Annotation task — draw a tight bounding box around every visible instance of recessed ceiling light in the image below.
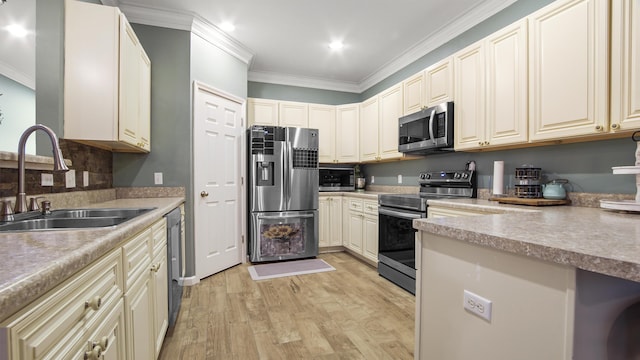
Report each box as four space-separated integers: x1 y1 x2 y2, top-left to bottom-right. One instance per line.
220 22 235 32
329 41 344 50
5 24 28 37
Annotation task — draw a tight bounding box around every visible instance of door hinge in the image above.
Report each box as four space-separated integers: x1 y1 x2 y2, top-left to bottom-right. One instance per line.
241 235 245 244
241 177 244 186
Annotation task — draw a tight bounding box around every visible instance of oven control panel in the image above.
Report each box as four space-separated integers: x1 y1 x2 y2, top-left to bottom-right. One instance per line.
418 170 475 186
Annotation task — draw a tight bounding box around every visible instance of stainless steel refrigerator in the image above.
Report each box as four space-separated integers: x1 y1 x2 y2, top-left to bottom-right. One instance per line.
248 125 319 263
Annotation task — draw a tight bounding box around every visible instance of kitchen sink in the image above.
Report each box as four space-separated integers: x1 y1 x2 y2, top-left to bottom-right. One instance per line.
0 207 155 232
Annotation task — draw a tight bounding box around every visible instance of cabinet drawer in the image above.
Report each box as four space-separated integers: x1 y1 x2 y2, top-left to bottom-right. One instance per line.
363 200 378 215
2 249 123 360
122 227 152 291
348 199 364 212
151 218 167 255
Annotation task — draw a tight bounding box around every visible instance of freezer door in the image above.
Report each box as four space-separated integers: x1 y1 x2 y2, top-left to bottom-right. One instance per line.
285 127 319 211
249 127 287 212
250 210 318 263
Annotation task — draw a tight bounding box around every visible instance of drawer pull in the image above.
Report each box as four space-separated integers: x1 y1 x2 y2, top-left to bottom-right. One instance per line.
93 336 109 352
84 345 102 360
85 296 102 311
151 262 162 272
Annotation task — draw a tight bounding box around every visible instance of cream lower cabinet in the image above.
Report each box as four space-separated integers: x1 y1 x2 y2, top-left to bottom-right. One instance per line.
528 0 609 141
611 0 640 132
64 0 151 153
0 216 171 360
319 196 343 247
343 197 378 263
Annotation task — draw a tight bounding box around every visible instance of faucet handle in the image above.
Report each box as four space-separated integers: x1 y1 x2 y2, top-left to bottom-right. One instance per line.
29 196 48 212
1 201 15 222
41 200 52 215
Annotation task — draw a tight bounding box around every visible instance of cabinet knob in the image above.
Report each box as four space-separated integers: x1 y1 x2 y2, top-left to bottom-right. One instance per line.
484 141 490 146
92 336 109 352
85 296 102 311
151 262 162 272
611 123 620 130
595 125 603 131
478 141 483 146
200 191 209 197
84 345 102 360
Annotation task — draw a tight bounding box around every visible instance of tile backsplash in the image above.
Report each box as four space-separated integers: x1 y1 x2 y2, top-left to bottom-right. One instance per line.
0 140 113 198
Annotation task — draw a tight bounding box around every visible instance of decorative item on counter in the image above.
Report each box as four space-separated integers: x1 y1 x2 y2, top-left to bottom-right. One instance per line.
492 160 505 196
542 179 569 200
600 131 640 212
514 164 542 198
355 165 366 190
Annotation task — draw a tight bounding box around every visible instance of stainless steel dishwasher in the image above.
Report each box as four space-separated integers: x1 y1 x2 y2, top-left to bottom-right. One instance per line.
165 207 182 328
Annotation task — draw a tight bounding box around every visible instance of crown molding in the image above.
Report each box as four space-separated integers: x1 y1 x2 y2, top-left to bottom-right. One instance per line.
248 70 360 93
0 61 35 90
116 2 253 65
358 0 517 92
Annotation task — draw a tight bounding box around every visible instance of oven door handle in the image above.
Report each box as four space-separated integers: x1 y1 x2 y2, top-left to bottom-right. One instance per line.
378 207 424 220
258 213 314 220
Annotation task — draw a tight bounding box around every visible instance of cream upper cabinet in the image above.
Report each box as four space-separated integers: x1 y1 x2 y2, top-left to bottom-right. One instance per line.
279 101 309 128
425 57 454 107
336 103 360 163
403 71 426 115
64 0 151 153
455 20 528 150
359 95 380 162
309 104 337 163
528 0 609 141
611 0 640 132
485 19 529 147
454 41 486 150
378 84 404 160
247 98 278 126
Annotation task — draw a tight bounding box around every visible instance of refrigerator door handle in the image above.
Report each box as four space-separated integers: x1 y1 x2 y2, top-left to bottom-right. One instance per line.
258 213 315 220
285 141 293 206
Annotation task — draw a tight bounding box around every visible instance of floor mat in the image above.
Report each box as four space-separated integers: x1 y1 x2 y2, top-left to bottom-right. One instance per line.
248 258 335 280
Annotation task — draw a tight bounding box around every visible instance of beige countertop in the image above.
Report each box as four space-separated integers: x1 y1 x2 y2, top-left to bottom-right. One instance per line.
0 197 184 322
414 198 640 283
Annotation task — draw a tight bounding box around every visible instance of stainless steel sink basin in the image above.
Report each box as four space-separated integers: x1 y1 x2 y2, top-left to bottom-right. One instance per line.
0 207 155 232
47 208 154 219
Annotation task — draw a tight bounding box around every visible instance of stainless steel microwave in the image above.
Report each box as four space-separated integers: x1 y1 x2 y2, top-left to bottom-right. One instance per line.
319 166 355 192
398 101 454 154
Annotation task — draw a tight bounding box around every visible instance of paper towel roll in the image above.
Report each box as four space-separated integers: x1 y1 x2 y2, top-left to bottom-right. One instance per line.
493 161 504 195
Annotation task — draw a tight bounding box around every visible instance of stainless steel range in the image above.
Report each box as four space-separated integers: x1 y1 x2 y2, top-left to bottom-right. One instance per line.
378 169 477 294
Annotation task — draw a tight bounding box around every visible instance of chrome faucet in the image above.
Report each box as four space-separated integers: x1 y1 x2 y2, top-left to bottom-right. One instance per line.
14 124 69 213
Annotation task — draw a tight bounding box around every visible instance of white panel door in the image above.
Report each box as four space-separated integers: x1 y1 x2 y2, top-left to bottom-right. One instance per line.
194 82 244 279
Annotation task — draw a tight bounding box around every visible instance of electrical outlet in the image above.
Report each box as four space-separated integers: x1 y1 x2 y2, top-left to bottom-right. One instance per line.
65 169 76 188
371 175 375 184
463 290 492 322
83 171 89 187
154 172 163 185
398 174 402 184
41 173 54 186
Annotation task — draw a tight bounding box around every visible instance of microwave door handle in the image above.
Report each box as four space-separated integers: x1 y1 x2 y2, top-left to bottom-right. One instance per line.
428 109 436 144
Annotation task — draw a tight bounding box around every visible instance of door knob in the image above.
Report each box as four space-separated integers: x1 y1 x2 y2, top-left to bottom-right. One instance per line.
200 191 209 197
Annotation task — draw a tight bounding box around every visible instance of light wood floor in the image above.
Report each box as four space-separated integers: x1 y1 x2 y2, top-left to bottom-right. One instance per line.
159 252 415 360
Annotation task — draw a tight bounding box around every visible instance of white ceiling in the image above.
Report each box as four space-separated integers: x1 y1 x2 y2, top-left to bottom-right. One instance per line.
0 0 517 93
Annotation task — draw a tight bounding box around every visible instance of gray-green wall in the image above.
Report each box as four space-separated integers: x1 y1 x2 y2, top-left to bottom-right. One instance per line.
248 82 359 105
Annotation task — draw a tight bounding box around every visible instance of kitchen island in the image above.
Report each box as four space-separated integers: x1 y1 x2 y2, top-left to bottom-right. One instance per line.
413 199 640 360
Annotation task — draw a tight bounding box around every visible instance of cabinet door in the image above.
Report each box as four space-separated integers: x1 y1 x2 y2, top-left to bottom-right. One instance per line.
611 0 640 132
378 84 403 160
403 71 426 115
336 104 360 163
65 300 127 360
248 98 279 126
329 197 343 246
425 57 454 107
119 15 142 148
347 211 364 253
485 19 528 147
318 197 331 247
125 274 154 360
309 104 337 163
152 247 169 357
528 0 609 141
138 49 151 151
454 41 486 150
363 214 378 263
279 101 309 128
359 96 380 161
342 198 351 247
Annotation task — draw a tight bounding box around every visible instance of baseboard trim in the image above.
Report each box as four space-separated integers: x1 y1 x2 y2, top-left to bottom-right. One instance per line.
180 276 200 286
